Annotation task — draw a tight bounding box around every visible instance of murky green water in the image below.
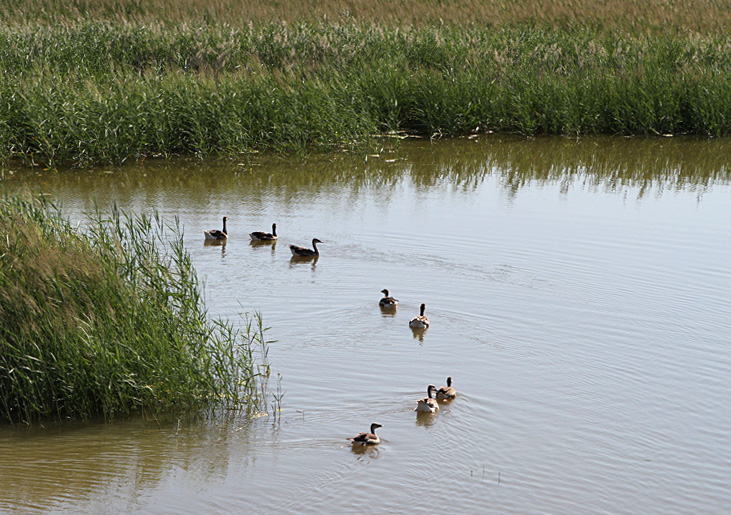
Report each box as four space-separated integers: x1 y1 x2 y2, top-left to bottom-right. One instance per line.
2 136 730 513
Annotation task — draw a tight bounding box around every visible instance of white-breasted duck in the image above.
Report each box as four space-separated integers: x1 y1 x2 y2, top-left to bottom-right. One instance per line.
348 422 383 446
415 385 439 413
204 216 228 241
379 289 398 308
249 223 278 241
409 303 430 329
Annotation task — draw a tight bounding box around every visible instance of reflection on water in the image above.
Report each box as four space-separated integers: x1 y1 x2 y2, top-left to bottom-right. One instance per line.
415 411 438 427
410 326 428 342
350 444 382 460
0 415 278 514
3 136 730 204
289 255 319 269
1 136 731 514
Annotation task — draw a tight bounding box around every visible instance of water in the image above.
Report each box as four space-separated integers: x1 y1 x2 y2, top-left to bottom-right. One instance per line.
1 136 730 513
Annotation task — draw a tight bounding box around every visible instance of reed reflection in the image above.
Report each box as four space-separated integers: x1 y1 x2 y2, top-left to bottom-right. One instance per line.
4 136 729 205
0 415 270 512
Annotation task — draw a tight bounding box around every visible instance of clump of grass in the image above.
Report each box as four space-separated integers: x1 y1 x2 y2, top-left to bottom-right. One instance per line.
0 194 272 424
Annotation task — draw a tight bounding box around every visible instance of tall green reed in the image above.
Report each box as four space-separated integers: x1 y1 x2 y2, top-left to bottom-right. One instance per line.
0 194 274 424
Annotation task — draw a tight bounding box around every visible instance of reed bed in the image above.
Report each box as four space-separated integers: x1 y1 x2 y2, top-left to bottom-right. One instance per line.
5 0 731 34
0 194 272 424
3 7 731 166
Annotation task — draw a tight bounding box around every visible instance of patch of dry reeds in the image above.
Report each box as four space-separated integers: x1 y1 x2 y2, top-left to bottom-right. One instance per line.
5 0 731 34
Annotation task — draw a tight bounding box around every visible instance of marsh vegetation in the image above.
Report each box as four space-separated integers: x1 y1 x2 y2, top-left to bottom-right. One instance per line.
0 195 272 424
2 0 731 166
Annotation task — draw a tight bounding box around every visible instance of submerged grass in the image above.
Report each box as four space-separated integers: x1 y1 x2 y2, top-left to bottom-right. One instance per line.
3 3 731 166
0 194 273 424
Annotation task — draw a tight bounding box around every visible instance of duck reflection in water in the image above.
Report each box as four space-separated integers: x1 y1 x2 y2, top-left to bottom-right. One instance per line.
289 255 318 270
415 410 437 427
411 326 427 342
250 238 277 256
203 239 227 258
203 237 226 247
350 444 382 459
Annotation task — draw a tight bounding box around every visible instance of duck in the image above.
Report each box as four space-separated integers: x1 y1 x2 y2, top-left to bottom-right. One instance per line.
249 223 278 241
289 238 322 257
348 422 383 446
409 303 430 329
415 384 439 413
204 216 228 241
436 377 457 400
379 289 398 308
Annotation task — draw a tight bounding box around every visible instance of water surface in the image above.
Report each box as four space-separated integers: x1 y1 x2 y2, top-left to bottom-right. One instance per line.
1 136 730 513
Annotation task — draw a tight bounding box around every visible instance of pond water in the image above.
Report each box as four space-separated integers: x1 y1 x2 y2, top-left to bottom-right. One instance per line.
1 136 730 514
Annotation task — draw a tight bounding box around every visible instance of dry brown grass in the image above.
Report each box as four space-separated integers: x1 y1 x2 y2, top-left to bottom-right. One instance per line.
6 0 731 34
0 206 109 337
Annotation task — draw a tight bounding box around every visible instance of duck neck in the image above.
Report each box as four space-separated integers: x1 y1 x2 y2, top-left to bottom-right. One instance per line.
312 239 319 254
272 224 277 237
222 218 228 235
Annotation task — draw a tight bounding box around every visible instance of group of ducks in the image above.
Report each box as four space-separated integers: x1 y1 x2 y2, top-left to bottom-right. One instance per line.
379 289 431 330
349 290 456 447
349 376 457 446
204 216 454 448
203 216 323 257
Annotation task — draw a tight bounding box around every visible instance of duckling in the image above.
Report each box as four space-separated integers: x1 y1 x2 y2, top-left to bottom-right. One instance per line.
204 216 228 241
249 223 278 241
437 376 457 401
289 238 322 257
415 384 439 413
379 289 398 308
409 303 430 329
348 422 383 446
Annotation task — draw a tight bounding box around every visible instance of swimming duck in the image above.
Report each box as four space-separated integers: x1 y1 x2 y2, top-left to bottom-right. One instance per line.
348 422 383 446
249 223 278 241
409 303 430 329
204 216 228 241
379 289 398 308
437 377 457 401
415 385 439 413
289 238 322 257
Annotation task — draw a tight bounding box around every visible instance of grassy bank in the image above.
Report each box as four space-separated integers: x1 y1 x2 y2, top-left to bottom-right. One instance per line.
3 3 731 166
0 194 271 424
